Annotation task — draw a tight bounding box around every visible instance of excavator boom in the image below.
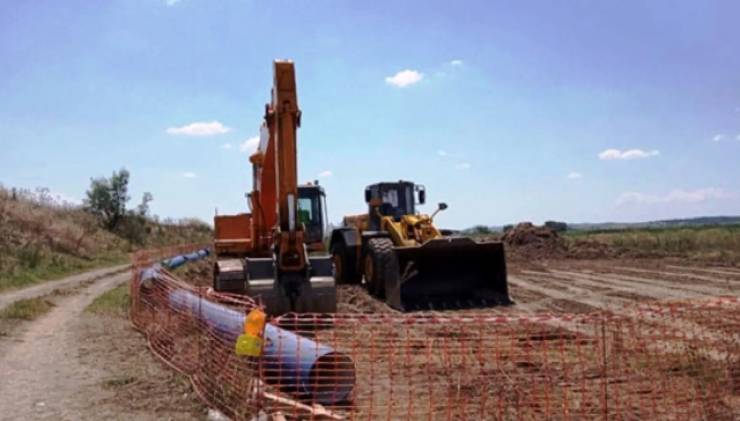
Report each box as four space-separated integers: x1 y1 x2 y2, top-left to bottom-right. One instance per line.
213 61 335 316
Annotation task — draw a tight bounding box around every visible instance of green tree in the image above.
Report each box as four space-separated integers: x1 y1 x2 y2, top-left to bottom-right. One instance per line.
136 192 153 217
84 168 130 230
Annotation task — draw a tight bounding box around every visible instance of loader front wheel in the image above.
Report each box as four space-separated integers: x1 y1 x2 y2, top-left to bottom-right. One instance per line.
331 242 360 284
363 238 397 299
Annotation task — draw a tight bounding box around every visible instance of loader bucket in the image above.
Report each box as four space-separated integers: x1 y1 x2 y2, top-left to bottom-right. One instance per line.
386 237 511 311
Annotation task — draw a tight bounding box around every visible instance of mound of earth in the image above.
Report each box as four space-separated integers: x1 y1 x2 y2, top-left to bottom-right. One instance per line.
502 222 567 260
566 238 618 259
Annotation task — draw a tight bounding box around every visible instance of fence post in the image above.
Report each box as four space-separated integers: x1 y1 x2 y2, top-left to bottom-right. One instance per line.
601 313 608 421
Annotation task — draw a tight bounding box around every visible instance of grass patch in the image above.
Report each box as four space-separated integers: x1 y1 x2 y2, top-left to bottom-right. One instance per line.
0 252 128 293
103 375 137 389
86 283 130 316
0 297 55 321
564 224 740 264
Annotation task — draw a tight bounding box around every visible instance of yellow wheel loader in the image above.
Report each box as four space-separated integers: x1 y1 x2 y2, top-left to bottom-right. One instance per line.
330 181 511 311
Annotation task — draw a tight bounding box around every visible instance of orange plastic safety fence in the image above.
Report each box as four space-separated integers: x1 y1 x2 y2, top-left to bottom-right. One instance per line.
130 250 740 420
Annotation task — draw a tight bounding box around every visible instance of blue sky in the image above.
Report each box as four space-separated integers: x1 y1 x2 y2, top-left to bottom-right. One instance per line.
1 0 739 229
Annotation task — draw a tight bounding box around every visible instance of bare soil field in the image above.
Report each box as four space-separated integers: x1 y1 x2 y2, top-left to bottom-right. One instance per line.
168 254 739 419
177 255 740 315
2 248 738 420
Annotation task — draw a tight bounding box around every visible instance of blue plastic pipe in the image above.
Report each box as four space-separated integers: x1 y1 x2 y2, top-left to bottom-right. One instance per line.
161 248 210 270
168 289 354 404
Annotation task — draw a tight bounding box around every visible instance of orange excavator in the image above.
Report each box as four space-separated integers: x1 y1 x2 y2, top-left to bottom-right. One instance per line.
212 60 335 315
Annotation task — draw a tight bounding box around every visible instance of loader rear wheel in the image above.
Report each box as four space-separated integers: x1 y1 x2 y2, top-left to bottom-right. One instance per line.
363 238 397 299
331 243 360 284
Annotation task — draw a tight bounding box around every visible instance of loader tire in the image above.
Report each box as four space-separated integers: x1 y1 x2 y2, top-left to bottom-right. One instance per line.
331 242 361 284
364 238 398 299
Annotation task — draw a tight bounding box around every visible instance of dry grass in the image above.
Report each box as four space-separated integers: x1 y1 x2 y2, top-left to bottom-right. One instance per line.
565 225 740 264
0 185 212 292
0 296 56 321
86 283 130 316
78 297 205 419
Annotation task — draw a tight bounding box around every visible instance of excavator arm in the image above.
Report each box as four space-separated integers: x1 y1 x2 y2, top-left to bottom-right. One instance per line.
246 61 334 315
214 60 335 315
268 61 307 272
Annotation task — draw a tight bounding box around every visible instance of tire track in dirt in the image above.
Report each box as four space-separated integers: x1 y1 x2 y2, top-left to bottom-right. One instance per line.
548 269 733 297
508 276 622 312
0 272 130 420
612 267 740 291
522 271 657 301
666 265 740 277
510 275 738 363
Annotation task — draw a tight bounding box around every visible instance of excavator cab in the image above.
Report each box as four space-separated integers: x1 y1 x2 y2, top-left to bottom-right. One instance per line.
298 184 327 250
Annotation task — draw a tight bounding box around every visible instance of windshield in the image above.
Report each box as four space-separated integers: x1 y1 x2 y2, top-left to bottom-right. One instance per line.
298 187 325 244
377 184 414 219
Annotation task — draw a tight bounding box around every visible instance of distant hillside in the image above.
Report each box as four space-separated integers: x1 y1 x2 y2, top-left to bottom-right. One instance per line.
568 216 740 231
463 216 740 235
0 185 212 291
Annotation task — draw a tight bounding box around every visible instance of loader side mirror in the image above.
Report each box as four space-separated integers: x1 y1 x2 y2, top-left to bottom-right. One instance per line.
364 188 371 203
418 189 426 205
430 202 448 220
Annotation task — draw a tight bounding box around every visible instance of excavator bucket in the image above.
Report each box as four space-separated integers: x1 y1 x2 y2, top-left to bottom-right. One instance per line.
386 237 511 311
245 256 337 316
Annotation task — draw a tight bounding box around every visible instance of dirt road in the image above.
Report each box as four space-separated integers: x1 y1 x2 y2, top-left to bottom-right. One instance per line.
0 267 203 421
0 264 129 312
0 271 130 420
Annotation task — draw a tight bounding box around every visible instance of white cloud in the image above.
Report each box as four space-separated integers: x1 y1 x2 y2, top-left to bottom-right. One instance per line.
450 59 463 66
712 134 724 142
455 162 472 170
221 143 232 149
598 148 660 160
166 121 231 136
437 149 448 157
737 134 740 141
165 0 181 6
616 188 731 205
385 69 423 88
318 170 333 178
181 172 196 179
567 171 582 179
239 136 260 153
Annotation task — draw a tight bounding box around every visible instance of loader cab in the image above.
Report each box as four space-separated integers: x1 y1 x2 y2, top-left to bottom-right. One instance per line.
297 184 328 247
365 181 425 230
